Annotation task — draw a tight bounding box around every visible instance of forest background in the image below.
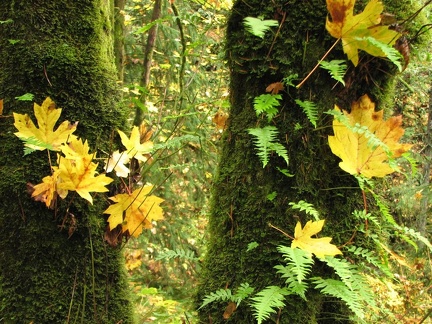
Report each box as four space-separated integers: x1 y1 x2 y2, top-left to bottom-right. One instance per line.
0 0 431 322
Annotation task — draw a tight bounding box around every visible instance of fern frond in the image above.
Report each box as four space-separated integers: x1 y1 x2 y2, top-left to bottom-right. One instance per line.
274 265 309 300
352 209 381 230
295 99 318 128
346 245 392 277
233 283 255 306
312 278 365 319
360 36 403 71
199 288 233 310
321 256 357 289
277 246 314 283
251 286 290 324
253 94 282 122
319 60 347 86
248 126 289 167
19 136 54 155
399 226 432 252
289 200 320 221
243 17 279 39
156 248 198 261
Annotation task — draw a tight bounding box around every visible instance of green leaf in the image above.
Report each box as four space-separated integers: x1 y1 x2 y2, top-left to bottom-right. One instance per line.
247 241 259 252
295 99 318 128
289 200 320 221
248 126 289 167
199 288 233 310
253 94 282 122
359 37 403 71
319 60 347 86
251 286 290 324
283 74 299 87
243 17 279 39
15 93 34 101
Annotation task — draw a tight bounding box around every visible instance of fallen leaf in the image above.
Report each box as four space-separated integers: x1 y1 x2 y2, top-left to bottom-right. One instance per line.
291 220 342 258
105 150 131 177
328 95 412 178
326 0 400 66
13 97 77 151
212 110 228 130
266 82 284 94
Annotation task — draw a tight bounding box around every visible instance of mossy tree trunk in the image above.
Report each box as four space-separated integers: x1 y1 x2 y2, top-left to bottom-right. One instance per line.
0 1 133 323
197 0 414 323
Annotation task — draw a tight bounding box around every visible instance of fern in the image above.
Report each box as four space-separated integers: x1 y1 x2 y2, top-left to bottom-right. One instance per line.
253 93 282 122
399 226 432 252
312 278 365 319
199 288 233 310
283 73 299 88
243 17 279 39
289 200 320 221
275 246 313 299
346 245 392 277
200 283 254 310
247 126 289 167
155 248 198 261
251 286 290 324
19 136 54 155
321 256 357 289
319 60 347 85
295 99 318 128
360 36 403 71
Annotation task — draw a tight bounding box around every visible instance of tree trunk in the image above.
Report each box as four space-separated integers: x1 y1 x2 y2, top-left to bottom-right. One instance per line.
0 1 133 322
114 0 126 83
197 0 415 323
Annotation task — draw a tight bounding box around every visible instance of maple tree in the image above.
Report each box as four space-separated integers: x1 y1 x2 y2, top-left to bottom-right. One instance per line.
328 94 412 178
326 0 400 66
291 220 342 258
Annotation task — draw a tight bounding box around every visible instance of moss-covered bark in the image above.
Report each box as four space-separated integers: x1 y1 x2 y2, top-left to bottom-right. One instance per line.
197 0 417 323
0 1 133 323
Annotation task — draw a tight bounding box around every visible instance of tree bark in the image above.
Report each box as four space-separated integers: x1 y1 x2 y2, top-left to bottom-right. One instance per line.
197 0 416 323
0 1 133 322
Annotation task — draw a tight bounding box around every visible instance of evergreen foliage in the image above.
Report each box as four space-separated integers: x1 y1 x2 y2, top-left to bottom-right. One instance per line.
295 99 319 128
243 17 279 39
319 59 347 86
247 126 289 167
253 94 282 122
288 200 320 221
250 286 290 324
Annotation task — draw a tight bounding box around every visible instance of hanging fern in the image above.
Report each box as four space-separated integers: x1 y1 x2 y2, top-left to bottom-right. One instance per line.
312 278 366 319
247 126 289 167
346 245 393 277
199 283 254 310
295 99 318 128
360 36 403 71
319 59 347 86
253 93 282 122
243 17 279 39
321 256 357 289
251 286 291 324
289 200 320 221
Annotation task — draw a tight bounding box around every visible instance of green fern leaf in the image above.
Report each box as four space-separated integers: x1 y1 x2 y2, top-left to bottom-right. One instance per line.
156 248 198 261
359 37 403 71
295 99 318 128
248 126 289 167
319 60 347 85
253 94 282 122
251 286 290 324
289 200 320 221
346 245 392 277
199 288 233 310
321 256 356 289
233 283 255 306
312 278 365 319
243 17 279 39
20 136 54 155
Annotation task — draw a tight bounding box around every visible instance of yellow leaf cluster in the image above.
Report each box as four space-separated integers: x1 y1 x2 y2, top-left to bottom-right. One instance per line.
13 97 77 151
326 0 400 66
32 138 113 205
328 95 412 178
105 186 164 237
291 220 342 258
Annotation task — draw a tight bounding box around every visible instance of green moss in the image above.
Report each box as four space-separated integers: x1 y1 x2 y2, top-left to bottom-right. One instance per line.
0 1 133 322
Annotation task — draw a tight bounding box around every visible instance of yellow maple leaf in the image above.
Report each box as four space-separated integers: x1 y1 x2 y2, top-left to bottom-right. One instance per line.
326 0 400 66
291 220 342 258
118 126 153 162
13 97 77 151
328 95 412 178
56 138 113 204
31 169 61 208
105 186 164 237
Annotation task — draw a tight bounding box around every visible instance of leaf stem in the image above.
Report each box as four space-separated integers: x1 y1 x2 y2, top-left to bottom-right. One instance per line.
268 222 294 240
296 38 340 89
